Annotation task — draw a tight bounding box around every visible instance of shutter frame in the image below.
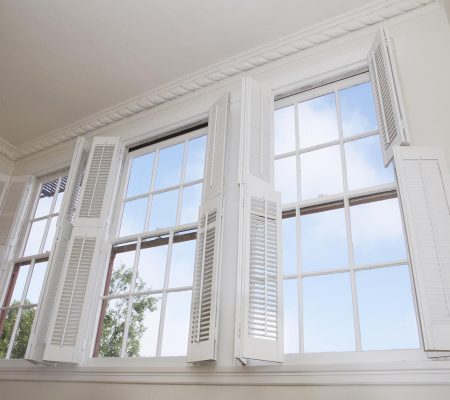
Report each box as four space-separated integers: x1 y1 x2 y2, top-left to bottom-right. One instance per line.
394 146 450 352
187 92 229 362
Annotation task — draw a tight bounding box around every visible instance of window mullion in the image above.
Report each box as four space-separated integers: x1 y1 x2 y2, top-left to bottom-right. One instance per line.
175 140 189 227
143 149 160 234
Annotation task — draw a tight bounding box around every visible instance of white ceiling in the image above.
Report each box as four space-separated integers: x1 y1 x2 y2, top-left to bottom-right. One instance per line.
0 0 371 148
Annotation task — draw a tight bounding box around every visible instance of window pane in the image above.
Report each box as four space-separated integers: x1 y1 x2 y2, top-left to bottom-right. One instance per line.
274 105 296 155
10 307 35 359
149 190 178 231
126 153 155 198
275 156 297 204
23 219 46 256
185 136 207 183
300 145 343 200
10 265 30 304
301 207 348 273
298 93 339 148
26 260 48 304
345 135 394 191
109 250 136 295
34 179 58 218
350 198 406 265
126 295 161 357
339 82 378 138
0 308 18 358
119 197 148 237
43 216 58 253
136 245 167 291
98 298 128 357
282 217 297 275
180 184 202 225
283 279 299 353
169 240 196 288
356 265 419 350
161 290 191 356
53 176 67 214
303 273 355 352
154 143 183 190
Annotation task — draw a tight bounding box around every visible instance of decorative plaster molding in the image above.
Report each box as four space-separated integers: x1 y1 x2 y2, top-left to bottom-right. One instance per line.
0 137 16 162
3 0 437 162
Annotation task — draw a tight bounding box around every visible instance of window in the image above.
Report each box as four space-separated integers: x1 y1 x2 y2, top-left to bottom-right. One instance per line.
274 75 420 354
0 175 67 359
94 129 207 358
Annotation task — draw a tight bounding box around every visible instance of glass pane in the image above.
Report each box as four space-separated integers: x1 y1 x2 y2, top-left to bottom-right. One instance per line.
154 143 183 190
98 297 128 357
274 105 296 155
136 245 167 291
303 273 355 352
169 240 196 288
298 93 339 149
23 219 46 256
356 265 419 350
301 207 348 272
180 184 202 225
339 82 378 138
300 145 343 200
109 250 136 295
350 198 407 265
54 176 67 214
119 197 148 237
149 190 178 231
283 279 299 353
161 290 191 356
282 217 297 275
126 153 155 198
275 156 297 204
34 179 58 218
185 136 207 183
0 308 18 358
126 295 161 357
10 265 30 304
10 307 36 359
26 260 48 304
345 135 394 191
43 216 57 253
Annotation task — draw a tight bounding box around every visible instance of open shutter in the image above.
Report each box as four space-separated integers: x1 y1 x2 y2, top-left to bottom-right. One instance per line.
235 78 283 363
369 27 409 166
43 137 123 364
188 93 229 362
394 146 450 353
0 174 9 212
26 138 90 363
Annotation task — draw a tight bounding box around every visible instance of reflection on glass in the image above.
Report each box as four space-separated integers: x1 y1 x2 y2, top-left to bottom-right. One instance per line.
350 198 406 265
345 136 394 191
26 261 48 304
10 307 35 359
154 144 183 190
10 265 30 303
298 93 339 148
23 219 46 256
282 217 297 275
300 145 343 200
34 179 58 218
283 279 299 353
339 82 378 138
274 105 296 155
161 290 191 356
119 198 148 237
180 184 202 225
136 245 167 291
98 298 128 357
356 265 419 350
169 240 196 288
185 136 207 183
301 207 348 272
109 250 136 295
275 156 297 204
0 309 18 358
43 217 57 253
53 176 67 214
126 153 155 198
149 190 178 231
303 273 355 352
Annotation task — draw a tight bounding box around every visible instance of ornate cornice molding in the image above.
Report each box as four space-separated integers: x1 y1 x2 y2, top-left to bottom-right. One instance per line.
3 0 437 162
0 137 16 162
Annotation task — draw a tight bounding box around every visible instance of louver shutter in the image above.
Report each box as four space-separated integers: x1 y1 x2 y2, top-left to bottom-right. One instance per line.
43 137 123 364
235 78 283 363
26 138 90 363
188 93 229 362
394 146 450 353
369 27 409 166
0 174 9 212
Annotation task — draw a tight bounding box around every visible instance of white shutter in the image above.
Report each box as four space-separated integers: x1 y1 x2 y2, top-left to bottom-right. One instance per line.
369 28 409 166
235 78 283 363
26 138 90 363
0 173 9 213
394 146 450 353
43 137 123 364
188 93 229 362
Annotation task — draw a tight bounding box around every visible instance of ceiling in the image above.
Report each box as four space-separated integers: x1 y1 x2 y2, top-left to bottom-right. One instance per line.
0 0 377 148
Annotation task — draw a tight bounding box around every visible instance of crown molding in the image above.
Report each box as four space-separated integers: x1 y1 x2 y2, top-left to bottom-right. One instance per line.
0 137 16 161
4 0 438 162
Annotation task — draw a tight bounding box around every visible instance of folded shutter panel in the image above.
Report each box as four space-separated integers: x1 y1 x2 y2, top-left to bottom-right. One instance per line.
0 174 9 212
369 27 409 166
394 146 450 352
188 92 229 362
43 137 123 364
235 78 283 363
26 138 90 363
